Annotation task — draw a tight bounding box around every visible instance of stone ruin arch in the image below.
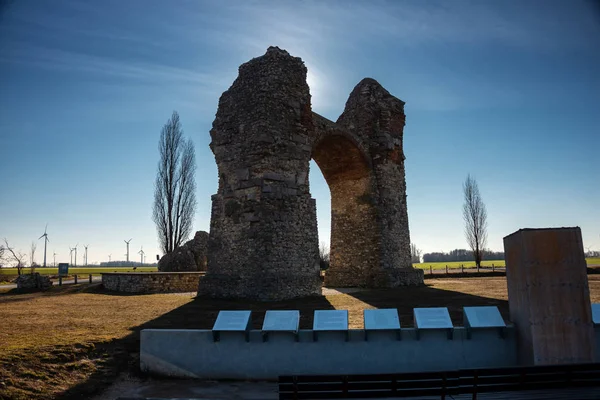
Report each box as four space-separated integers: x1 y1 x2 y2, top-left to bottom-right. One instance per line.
198 47 424 300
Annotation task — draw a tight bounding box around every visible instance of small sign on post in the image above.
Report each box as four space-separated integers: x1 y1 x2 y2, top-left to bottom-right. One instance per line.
212 310 252 342
58 263 69 277
364 308 401 341
313 310 349 341
463 306 506 339
262 310 300 342
414 307 453 340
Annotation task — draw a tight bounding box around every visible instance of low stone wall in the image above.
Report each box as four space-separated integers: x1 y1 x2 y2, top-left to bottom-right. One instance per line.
16 273 52 290
102 272 204 293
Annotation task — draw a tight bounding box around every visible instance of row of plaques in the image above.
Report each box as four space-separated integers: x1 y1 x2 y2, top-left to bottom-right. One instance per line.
211 306 509 341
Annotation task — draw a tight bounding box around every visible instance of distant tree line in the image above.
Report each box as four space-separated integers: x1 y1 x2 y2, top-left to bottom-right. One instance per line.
422 249 505 263
99 261 157 267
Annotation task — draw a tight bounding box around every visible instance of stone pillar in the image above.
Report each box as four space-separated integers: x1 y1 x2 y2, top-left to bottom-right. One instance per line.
331 78 423 287
504 227 595 365
199 47 321 301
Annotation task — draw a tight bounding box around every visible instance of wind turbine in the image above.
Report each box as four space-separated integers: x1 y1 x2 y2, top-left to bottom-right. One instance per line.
108 254 112 263
138 246 145 265
74 243 78 267
84 245 89 266
53 251 57 267
69 246 75 265
124 238 132 263
38 224 49 267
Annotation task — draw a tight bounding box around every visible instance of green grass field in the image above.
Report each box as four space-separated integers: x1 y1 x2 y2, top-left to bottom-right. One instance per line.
414 258 600 270
0 266 158 277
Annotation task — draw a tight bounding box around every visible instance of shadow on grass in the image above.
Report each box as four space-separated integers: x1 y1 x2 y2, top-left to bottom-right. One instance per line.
53 289 335 399
347 284 510 327
4 282 510 399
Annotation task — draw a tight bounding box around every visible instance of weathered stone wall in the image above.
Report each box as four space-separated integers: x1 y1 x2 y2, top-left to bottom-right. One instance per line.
200 47 423 300
199 47 320 300
16 273 52 290
158 230 209 272
102 272 203 293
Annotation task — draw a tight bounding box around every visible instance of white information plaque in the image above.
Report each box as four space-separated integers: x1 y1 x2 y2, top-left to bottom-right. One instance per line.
313 310 348 331
463 306 505 329
212 310 251 331
592 303 600 325
414 307 453 329
262 310 300 332
364 309 401 330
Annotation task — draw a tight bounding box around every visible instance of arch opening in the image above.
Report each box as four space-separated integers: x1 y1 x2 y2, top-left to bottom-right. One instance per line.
311 134 380 287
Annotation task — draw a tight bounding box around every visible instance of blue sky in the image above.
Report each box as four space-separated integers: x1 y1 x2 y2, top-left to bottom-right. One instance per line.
1 0 599 265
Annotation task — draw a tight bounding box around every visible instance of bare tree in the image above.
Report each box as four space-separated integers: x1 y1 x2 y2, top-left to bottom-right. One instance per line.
152 111 197 254
30 241 37 274
0 242 5 267
3 238 27 275
319 241 330 270
463 174 488 268
410 243 422 264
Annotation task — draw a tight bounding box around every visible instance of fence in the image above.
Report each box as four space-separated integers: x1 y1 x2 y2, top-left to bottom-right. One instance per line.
423 264 506 277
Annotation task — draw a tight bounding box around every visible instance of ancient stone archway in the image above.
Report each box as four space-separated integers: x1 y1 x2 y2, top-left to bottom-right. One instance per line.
198 47 424 300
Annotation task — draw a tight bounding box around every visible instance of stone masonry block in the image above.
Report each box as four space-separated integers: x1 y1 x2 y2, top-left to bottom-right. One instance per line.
504 227 595 365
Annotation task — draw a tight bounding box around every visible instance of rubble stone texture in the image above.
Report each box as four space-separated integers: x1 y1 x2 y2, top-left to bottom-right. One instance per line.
102 272 203 293
16 273 52 290
199 47 423 301
158 230 209 272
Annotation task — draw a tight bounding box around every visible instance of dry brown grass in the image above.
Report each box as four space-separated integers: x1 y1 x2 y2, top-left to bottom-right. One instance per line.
1 276 600 399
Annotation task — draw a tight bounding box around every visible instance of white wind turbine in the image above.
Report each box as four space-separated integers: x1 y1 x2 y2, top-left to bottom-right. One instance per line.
84 244 89 266
69 246 75 265
74 243 78 267
138 246 145 265
38 224 49 267
124 238 132 263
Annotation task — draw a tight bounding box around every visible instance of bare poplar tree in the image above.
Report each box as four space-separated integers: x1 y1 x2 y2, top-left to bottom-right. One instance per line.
152 111 197 255
410 243 422 264
463 174 488 268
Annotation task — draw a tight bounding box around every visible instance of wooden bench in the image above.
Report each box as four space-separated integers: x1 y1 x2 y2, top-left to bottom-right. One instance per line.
458 363 600 399
279 363 600 399
279 370 460 399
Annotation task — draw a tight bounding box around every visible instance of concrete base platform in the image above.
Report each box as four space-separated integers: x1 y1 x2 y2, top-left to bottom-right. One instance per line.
141 327 516 380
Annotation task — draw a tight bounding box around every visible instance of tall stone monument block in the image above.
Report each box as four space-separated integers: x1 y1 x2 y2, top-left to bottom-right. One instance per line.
504 227 595 365
199 47 423 301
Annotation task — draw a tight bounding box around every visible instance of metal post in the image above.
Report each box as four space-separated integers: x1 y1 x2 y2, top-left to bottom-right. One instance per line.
430 265 433 275
89 274 92 284
74 275 78 284
461 264 464 274
446 265 448 275
59 276 62 286
492 264 495 272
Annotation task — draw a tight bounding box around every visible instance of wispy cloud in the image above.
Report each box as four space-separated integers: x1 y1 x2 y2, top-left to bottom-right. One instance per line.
2 0 597 116
2 42 230 90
